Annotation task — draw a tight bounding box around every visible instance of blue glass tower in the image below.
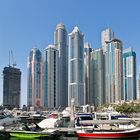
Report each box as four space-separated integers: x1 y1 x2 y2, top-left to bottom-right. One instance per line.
123 48 136 101
54 23 68 107
43 45 59 108
68 26 85 106
84 43 92 105
90 48 104 107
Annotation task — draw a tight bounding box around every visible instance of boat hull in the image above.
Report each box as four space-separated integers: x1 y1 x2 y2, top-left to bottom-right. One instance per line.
9 131 49 139
77 128 140 139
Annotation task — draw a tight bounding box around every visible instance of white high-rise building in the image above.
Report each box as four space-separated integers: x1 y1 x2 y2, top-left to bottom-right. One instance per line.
68 26 85 106
43 45 58 108
54 23 68 107
101 28 114 52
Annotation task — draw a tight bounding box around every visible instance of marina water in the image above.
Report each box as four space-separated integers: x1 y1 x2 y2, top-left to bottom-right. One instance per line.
1 137 139 140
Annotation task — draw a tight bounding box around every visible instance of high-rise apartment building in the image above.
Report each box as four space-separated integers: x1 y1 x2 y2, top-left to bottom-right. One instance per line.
84 43 92 104
138 66 140 100
90 49 104 107
68 26 85 106
54 23 68 107
101 28 114 53
123 48 136 101
105 39 123 104
43 45 58 108
3 66 21 109
27 48 43 108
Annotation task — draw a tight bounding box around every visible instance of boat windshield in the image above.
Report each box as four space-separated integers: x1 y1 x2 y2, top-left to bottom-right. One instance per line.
80 116 93 121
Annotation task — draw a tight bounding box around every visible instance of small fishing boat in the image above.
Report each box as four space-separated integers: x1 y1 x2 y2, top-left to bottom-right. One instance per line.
7 127 61 139
9 130 49 139
1 120 60 139
77 128 140 139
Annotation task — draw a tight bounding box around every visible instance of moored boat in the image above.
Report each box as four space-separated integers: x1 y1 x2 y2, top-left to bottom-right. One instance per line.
77 128 140 139
9 130 49 139
75 113 94 129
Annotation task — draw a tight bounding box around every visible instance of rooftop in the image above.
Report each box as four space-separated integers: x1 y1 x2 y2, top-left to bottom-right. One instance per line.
56 23 66 30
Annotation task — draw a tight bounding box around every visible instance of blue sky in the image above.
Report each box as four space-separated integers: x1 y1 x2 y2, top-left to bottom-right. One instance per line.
0 0 140 106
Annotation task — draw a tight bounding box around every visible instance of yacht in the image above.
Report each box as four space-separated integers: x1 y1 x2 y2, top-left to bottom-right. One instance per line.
75 113 94 129
0 110 19 126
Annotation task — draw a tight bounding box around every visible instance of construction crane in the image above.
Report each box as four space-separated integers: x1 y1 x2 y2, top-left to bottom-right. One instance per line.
8 50 17 67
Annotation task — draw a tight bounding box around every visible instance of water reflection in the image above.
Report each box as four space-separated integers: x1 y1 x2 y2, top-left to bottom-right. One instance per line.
0 137 140 140
78 138 139 140
0 137 60 140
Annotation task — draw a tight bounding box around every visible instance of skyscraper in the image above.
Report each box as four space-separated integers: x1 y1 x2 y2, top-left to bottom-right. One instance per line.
101 28 114 53
123 48 136 101
90 49 104 107
3 66 21 109
43 45 58 108
105 39 123 104
84 43 92 104
27 48 43 108
138 66 140 100
54 23 68 107
68 26 85 106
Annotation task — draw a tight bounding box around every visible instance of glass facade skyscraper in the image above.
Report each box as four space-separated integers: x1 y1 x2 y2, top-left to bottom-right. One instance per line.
138 66 140 100
105 39 123 104
68 26 85 106
27 48 43 108
84 43 92 104
43 45 58 108
123 48 136 101
54 23 68 107
90 49 104 107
